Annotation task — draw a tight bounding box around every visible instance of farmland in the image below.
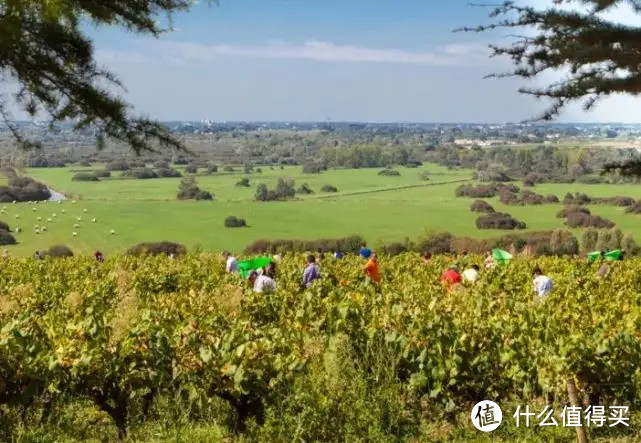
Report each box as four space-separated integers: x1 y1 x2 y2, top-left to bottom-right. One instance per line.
3 163 641 256
1 253 640 441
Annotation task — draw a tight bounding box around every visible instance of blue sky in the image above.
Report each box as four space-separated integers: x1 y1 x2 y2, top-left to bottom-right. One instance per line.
85 0 641 122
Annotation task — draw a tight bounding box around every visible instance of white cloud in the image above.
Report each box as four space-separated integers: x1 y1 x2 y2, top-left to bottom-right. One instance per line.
95 49 148 64
99 40 491 67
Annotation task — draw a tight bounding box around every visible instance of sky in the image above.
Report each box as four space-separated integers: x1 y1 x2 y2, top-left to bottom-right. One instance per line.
79 0 641 122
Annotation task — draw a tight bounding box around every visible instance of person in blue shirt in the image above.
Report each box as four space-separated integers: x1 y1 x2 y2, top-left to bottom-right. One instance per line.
359 242 372 259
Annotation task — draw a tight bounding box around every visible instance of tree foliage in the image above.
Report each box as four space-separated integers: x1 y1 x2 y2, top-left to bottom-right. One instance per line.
0 0 202 152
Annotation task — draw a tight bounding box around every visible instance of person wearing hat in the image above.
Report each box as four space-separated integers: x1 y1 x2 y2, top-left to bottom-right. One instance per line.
441 264 462 290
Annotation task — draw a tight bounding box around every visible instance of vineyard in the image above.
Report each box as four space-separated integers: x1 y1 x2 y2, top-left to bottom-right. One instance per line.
1 253 640 441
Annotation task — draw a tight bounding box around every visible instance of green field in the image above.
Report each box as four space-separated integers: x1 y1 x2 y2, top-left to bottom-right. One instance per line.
4 164 641 256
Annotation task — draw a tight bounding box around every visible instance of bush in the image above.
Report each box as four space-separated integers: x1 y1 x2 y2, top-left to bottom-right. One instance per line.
173 156 189 165
185 164 198 174
414 232 454 254
470 200 495 213
563 192 591 205
321 184 339 193
625 201 641 214
378 169 400 176
476 212 526 230
224 216 248 228
126 242 187 257
418 171 430 181
582 228 599 251
557 205 590 218
296 183 314 195
302 163 324 174
594 196 636 207
177 177 213 201
156 168 182 178
498 189 522 205
223 166 235 172
236 178 250 187
122 167 158 179
205 163 218 174
72 172 99 182
0 174 51 202
105 160 130 171
565 212 615 229
545 194 560 203
46 245 73 258
255 179 296 201
93 170 111 178
0 221 10 232
244 235 365 255
0 230 16 245
548 229 580 256
153 160 170 169
576 176 606 184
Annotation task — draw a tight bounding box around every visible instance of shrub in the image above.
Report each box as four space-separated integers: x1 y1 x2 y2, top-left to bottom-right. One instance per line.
557 205 590 218
302 163 324 174
576 176 606 184
378 169 400 176
177 177 213 201
46 245 73 258
223 166 235 172
563 192 591 205
126 242 187 257
470 200 495 213
72 172 99 182
565 213 615 229
244 235 365 254
581 228 599 251
594 196 636 207
414 232 454 254
498 189 523 205
255 179 296 201
105 160 130 171
156 168 182 178
625 201 641 214
418 171 430 181
545 194 560 203
206 163 218 174
236 178 250 187
224 216 248 228
153 160 170 169
0 230 16 245
379 241 413 256
0 175 51 202
321 184 339 193
296 183 314 195
122 167 158 179
622 234 640 255
548 229 580 255
93 170 111 178
476 212 526 230
185 164 198 174
173 156 189 165
0 221 10 232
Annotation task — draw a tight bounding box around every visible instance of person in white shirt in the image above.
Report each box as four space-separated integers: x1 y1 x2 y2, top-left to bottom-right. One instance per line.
223 251 238 273
249 263 277 294
462 265 480 283
532 266 553 297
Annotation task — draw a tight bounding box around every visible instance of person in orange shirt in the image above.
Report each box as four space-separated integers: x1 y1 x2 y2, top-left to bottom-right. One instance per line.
364 253 381 284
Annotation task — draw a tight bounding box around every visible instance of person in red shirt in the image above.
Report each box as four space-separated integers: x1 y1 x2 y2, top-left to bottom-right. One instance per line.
441 264 461 290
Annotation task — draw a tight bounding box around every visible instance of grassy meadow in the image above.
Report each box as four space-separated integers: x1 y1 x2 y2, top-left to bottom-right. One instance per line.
3 163 641 256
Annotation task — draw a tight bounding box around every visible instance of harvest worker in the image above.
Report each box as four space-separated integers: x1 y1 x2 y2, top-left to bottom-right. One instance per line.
422 252 432 265
364 253 381 284
359 242 372 260
94 250 104 262
303 254 321 288
254 263 277 293
532 266 554 298
223 251 238 273
462 264 480 283
333 250 345 259
484 251 495 269
441 264 461 289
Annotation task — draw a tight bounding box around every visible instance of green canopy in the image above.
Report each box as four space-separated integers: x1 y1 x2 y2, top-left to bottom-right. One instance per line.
605 249 622 261
587 251 602 263
492 248 513 265
237 257 272 279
